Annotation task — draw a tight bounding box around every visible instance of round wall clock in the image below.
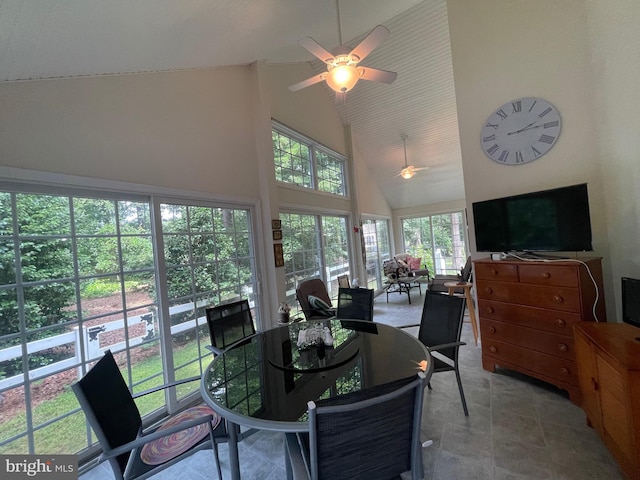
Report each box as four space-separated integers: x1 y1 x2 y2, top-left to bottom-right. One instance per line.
480 97 561 165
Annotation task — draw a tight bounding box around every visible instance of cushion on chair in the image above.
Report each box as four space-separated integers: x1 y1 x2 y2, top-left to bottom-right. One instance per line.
407 257 422 270
140 405 221 465
307 295 335 317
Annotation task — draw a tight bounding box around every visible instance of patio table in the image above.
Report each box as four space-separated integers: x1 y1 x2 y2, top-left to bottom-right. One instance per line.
201 319 432 480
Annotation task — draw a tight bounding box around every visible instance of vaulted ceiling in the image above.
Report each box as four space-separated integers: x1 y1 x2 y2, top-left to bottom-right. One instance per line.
0 0 463 210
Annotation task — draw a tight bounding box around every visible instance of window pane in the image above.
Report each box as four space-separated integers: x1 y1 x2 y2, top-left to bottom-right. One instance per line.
362 219 391 291
273 130 312 188
74 198 116 235
272 125 346 196
281 212 349 314
160 202 258 394
402 211 467 276
322 216 349 298
0 192 13 235
316 150 346 195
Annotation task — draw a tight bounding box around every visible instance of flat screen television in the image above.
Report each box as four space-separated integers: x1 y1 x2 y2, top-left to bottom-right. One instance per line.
622 277 640 329
472 183 592 253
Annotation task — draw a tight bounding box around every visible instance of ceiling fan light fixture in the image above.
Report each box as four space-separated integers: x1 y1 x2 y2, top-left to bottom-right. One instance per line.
400 166 415 179
326 64 360 93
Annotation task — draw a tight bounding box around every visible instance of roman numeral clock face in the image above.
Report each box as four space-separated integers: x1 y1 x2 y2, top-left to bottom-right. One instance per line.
481 97 561 165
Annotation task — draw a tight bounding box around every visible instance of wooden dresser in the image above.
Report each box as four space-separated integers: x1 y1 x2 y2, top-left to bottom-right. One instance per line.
574 322 640 480
474 257 606 403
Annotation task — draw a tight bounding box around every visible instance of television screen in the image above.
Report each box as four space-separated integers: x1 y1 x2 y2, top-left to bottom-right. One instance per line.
472 183 593 252
622 277 640 329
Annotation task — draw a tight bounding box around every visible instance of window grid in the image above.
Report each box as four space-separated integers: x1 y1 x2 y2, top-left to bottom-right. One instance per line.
280 212 349 317
0 186 259 461
362 218 391 292
272 123 347 197
401 211 468 276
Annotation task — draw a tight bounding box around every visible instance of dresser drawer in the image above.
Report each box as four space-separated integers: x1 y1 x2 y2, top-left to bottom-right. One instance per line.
474 262 518 282
518 264 580 287
480 318 574 360
477 299 582 334
482 339 578 385
477 283 581 313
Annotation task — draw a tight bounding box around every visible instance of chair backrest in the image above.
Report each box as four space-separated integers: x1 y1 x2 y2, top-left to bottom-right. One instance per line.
295 279 333 319
336 287 374 321
71 350 141 475
418 291 466 361
205 299 255 351
308 373 427 480
336 274 350 288
460 256 472 282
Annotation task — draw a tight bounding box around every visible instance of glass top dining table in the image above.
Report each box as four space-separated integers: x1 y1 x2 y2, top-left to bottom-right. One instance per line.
200 318 432 480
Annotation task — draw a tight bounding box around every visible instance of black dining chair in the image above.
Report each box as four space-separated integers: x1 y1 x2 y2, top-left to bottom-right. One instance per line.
284 372 429 480
336 287 374 321
205 299 256 355
404 290 469 416
72 350 224 480
205 299 260 444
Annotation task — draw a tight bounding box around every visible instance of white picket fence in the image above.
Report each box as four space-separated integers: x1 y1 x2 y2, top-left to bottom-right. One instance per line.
0 300 209 391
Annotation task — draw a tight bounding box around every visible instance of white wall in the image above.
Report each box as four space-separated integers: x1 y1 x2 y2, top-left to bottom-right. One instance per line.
0 68 261 198
585 0 640 322
447 0 615 320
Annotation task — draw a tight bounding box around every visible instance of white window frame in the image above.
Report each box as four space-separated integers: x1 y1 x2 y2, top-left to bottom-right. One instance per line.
0 169 262 463
272 121 349 197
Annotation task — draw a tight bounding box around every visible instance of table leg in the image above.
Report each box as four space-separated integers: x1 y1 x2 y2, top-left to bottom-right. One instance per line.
228 420 241 480
463 287 479 346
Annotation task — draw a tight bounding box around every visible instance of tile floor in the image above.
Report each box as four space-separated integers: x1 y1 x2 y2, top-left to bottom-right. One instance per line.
80 291 625 480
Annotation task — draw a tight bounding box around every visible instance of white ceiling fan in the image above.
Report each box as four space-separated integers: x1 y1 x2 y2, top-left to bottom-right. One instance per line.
397 135 429 179
288 0 397 103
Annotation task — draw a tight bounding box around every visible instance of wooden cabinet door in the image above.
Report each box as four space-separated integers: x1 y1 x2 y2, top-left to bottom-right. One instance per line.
574 328 603 434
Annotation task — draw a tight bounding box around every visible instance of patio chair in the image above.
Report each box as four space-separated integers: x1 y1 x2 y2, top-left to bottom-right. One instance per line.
72 350 223 480
284 372 429 480
404 290 469 416
295 279 336 320
336 287 374 321
429 256 472 293
205 299 256 356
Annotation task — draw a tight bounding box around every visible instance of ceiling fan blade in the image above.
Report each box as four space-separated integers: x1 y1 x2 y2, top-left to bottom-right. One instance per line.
349 25 390 61
288 73 326 92
359 67 397 84
298 37 335 63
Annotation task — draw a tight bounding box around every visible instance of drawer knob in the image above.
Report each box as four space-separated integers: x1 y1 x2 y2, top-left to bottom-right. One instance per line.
489 346 497 353
542 272 551 279
486 306 495 314
553 295 564 304
488 326 496 334
558 343 568 352
560 367 569 376
484 287 493 294
491 269 498 276
555 318 566 327
591 377 599 391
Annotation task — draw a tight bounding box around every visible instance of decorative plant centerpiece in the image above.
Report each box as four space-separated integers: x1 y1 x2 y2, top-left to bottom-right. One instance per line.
278 302 291 323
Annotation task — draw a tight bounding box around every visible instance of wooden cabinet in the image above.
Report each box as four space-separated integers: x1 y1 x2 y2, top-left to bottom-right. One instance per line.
474 257 606 404
574 323 640 480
